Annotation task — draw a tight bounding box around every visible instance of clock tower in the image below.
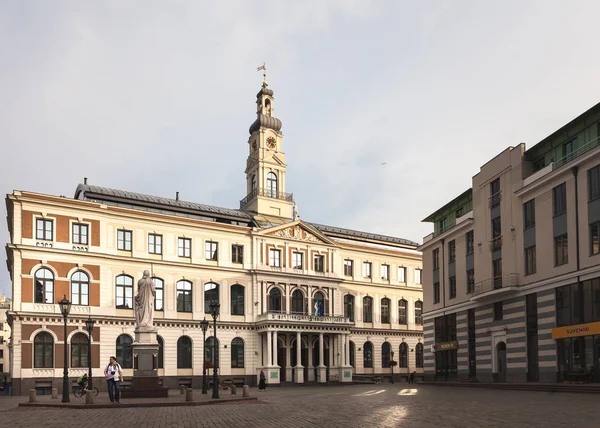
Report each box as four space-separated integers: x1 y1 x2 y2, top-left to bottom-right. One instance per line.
240 75 294 219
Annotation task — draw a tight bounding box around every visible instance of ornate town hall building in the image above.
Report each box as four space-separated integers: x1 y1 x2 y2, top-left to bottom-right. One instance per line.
5 79 423 395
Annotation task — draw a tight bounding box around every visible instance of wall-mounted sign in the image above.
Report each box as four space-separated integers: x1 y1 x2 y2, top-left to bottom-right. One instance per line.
552 321 600 339
433 341 459 352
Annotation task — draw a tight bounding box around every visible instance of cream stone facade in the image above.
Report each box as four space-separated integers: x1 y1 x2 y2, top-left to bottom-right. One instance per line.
0 295 11 386
419 102 600 384
5 80 423 395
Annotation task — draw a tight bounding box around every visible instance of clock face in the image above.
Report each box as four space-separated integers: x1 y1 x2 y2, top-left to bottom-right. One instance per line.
266 137 276 149
252 140 258 151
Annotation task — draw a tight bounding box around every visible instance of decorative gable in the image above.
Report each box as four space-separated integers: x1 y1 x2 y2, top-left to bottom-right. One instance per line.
264 222 335 245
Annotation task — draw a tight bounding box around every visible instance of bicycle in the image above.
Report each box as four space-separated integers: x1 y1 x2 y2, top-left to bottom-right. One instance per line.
73 383 99 398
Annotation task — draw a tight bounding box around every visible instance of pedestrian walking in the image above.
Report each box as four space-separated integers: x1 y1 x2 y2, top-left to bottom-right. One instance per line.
104 356 123 403
258 370 266 391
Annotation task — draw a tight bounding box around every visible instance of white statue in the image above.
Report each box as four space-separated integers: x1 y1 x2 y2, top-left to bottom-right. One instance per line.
134 270 155 329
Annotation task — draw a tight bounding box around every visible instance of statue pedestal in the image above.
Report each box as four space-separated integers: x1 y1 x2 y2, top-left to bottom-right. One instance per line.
121 327 168 398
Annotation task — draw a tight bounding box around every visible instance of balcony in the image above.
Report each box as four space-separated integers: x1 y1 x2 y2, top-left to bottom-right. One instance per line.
257 311 353 325
489 192 501 208
469 273 520 301
490 236 503 251
554 135 600 170
239 188 294 209
423 210 474 243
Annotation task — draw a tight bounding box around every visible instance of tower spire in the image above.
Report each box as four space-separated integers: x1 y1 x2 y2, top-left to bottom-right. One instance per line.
257 62 267 87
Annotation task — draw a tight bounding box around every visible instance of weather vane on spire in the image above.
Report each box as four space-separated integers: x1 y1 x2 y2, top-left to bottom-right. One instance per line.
257 62 267 86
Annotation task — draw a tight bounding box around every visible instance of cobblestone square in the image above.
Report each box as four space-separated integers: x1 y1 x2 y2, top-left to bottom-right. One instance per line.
1 384 599 428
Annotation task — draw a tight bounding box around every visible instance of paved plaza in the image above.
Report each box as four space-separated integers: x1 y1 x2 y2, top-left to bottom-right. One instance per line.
0 384 599 428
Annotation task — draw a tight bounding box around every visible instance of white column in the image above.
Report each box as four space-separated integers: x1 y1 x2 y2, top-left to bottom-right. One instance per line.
273 331 278 366
408 297 415 328
266 331 272 366
319 333 324 367
296 332 302 366
285 334 291 367
345 334 350 366
308 286 313 315
328 336 334 367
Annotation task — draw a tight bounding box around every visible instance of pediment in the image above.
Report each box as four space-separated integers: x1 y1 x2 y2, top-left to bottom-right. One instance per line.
262 221 336 245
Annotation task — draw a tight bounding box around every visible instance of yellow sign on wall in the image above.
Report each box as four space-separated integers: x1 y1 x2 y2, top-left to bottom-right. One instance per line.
551 321 600 339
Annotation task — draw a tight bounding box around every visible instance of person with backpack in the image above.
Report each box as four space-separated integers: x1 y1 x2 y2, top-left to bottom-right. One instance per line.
104 356 123 403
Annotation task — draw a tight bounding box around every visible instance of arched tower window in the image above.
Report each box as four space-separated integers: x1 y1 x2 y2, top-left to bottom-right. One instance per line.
267 172 278 197
292 289 304 314
269 288 282 313
251 174 257 192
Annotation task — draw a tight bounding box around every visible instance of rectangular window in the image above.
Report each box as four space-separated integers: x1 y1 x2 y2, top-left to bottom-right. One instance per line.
449 276 456 299
381 264 389 280
439 217 448 233
205 241 218 261
523 199 535 229
490 178 500 207
292 252 304 269
343 259 353 276
589 165 600 201
433 282 440 304
148 233 162 255
448 240 456 263
415 269 422 285
231 244 243 264
36 219 53 241
591 222 600 255
525 246 536 275
363 262 372 278
494 301 503 321
72 223 88 245
492 217 502 239
553 183 567 216
493 259 502 288
555 234 568 266
467 269 475 294
269 248 281 267
466 231 474 255
117 229 132 251
313 254 325 272
178 238 191 258
398 266 406 282
433 249 439 270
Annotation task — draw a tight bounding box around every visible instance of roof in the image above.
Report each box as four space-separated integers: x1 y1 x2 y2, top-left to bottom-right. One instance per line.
308 222 419 248
74 183 419 247
422 188 473 223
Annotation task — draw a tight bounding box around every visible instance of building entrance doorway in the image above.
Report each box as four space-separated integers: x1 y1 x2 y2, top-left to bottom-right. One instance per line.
495 342 507 382
434 350 457 381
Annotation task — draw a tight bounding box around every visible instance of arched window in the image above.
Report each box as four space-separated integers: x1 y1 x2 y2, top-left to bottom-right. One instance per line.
363 296 373 323
251 174 257 191
269 288 282 312
399 342 408 368
381 298 391 324
34 332 53 368
205 336 219 368
266 172 278 197
363 341 373 368
416 343 424 368
177 336 192 369
344 295 355 321
71 271 89 306
398 299 407 325
292 289 304 314
231 284 245 316
231 337 244 368
157 336 164 369
415 301 423 325
116 334 133 368
349 341 355 367
177 280 192 313
314 291 326 316
382 342 391 368
35 268 54 304
204 282 219 314
115 275 133 309
153 277 164 311
71 333 89 368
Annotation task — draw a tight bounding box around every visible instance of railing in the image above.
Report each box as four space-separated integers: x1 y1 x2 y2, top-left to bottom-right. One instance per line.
490 236 503 251
470 273 520 297
239 188 294 208
429 211 474 239
489 192 501 208
554 136 600 170
257 311 352 324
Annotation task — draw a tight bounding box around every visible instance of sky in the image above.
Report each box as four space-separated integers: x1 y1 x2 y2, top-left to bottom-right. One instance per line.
1 0 600 297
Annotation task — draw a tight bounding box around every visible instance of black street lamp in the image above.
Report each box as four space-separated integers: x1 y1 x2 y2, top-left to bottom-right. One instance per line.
200 317 209 394
84 317 95 392
390 350 395 384
209 300 220 399
58 295 71 403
